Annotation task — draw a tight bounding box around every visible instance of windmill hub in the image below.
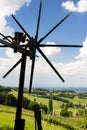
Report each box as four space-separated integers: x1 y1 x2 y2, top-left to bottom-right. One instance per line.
14 32 26 43
26 37 36 59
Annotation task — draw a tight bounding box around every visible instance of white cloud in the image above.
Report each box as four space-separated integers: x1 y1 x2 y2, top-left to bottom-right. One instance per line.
0 0 32 87
0 0 87 88
62 0 87 13
75 37 87 60
0 0 32 35
0 37 87 88
0 16 14 36
33 36 87 87
41 42 61 57
0 0 32 16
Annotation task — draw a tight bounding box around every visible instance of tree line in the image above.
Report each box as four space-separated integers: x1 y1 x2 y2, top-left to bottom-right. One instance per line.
0 92 48 113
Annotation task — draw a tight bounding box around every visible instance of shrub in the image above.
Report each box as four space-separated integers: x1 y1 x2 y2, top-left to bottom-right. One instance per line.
28 101 40 111
40 103 48 114
60 109 70 117
0 92 7 104
5 94 17 107
22 97 30 109
48 98 53 114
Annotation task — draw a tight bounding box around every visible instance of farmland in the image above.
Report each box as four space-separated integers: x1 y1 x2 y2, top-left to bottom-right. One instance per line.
0 105 66 130
0 86 87 129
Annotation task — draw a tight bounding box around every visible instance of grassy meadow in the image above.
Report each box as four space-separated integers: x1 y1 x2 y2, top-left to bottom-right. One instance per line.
0 88 87 130
0 105 66 130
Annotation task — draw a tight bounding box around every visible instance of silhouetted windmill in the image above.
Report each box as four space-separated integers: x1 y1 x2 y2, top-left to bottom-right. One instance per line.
0 0 82 130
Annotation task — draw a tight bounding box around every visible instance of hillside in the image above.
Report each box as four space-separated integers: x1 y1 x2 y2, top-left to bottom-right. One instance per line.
0 85 87 129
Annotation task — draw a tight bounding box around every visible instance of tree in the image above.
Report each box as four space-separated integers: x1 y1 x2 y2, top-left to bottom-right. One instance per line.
0 92 7 104
40 103 48 114
28 101 40 111
60 108 70 117
5 94 17 107
48 98 53 114
22 97 30 109
60 103 65 109
81 114 87 128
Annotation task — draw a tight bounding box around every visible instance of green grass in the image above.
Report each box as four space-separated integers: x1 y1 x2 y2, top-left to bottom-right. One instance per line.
24 92 63 113
10 90 63 113
8 90 87 129
63 96 87 106
0 105 67 130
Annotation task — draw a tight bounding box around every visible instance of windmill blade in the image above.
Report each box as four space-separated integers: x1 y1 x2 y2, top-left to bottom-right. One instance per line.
39 44 83 48
3 58 22 78
0 38 31 56
35 0 42 41
0 33 4 37
0 38 13 48
0 45 7 47
38 12 72 44
29 57 36 93
11 15 32 40
37 47 65 82
0 33 12 43
29 0 42 93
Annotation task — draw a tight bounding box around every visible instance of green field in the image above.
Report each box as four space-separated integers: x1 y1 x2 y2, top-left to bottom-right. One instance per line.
1 88 87 130
0 105 66 130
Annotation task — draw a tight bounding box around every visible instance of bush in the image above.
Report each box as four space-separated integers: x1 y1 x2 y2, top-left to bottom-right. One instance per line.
28 101 40 111
60 109 70 117
22 97 30 109
40 103 48 114
0 92 7 104
5 94 17 107
48 98 53 114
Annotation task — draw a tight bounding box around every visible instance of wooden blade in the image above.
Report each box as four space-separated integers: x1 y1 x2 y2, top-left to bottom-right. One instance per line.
39 44 83 48
12 15 32 40
35 0 42 41
37 47 65 82
38 12 72 44
0 45 7 47
0 33 12 43
0 38 13 48
3 58 22 78
29 57 36 93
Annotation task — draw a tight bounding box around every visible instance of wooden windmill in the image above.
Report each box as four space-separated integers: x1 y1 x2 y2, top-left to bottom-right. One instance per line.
0 0 82 130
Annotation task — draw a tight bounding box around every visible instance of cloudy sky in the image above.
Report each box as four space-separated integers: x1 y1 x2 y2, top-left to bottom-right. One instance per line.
0 0 87 89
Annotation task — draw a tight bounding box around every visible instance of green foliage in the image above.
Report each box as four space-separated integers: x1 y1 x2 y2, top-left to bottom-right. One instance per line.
60 109 72 117
40 103 48 114
81 114 87 128
52 95 72 104
45 116 77 130
32 88 48 95
58 91 75 99
5 94 17 107
75 108 87 117
48 98 53 114
60 103 65 109
0 125 13 130
22 97 30 109
1 86 87 129
60 109 69 117
78 93 87 99
0 85 11 92
28 101 40 111
0 92 7 104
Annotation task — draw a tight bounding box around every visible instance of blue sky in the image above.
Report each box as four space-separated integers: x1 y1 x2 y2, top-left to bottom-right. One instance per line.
0 0 87 89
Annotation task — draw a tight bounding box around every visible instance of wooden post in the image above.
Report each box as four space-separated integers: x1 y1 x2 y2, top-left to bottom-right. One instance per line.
34 110 42 130
14 54 26 130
